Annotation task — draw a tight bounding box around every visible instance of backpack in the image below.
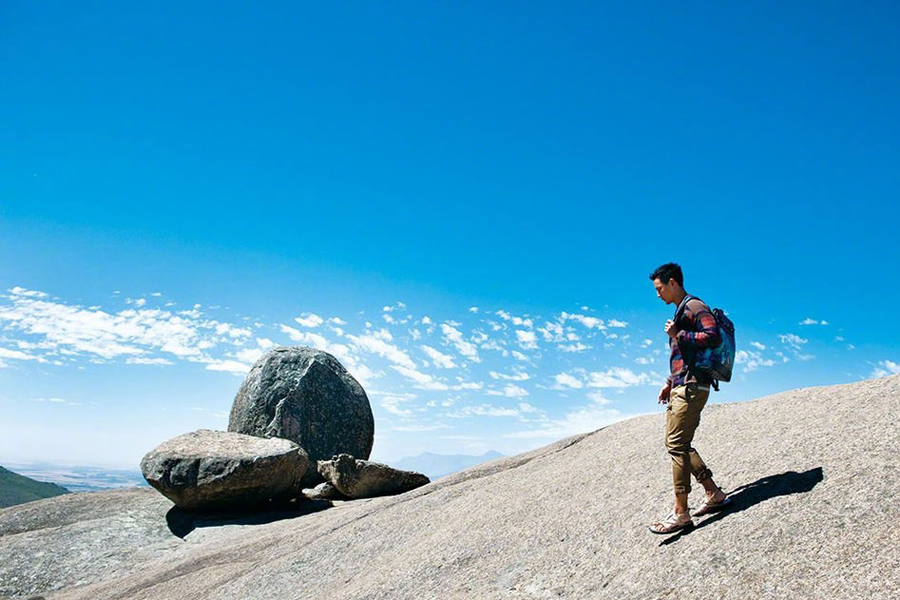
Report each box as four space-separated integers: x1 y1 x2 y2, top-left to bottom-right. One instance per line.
674 295 736 391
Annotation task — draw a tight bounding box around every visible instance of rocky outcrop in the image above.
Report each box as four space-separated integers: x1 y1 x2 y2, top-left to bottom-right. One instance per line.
228 347 374 484
3 374 899 600
140 429 308 510
317 454 430 499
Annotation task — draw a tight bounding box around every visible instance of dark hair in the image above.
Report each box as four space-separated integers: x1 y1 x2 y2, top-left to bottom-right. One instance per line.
649 262 683 287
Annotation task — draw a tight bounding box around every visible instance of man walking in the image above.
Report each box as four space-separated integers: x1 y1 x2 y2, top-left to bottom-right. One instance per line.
649 262 730 534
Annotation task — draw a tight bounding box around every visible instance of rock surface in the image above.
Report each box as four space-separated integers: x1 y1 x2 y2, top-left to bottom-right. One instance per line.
228 346 374 484
140 429 308 510
2 374 899 600
317 454 430 499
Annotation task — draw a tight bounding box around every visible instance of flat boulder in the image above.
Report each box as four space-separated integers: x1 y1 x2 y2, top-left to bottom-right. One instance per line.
317 454 430 499
140 429 308 511
228 347 375 484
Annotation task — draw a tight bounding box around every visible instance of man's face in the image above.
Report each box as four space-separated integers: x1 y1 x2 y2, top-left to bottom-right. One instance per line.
653 278 678 305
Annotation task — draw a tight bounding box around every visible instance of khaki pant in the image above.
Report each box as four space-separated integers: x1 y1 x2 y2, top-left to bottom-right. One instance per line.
665 383 714 494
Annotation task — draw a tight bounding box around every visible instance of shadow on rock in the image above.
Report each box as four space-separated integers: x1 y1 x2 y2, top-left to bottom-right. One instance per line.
166 498 333 539
660 466 824 546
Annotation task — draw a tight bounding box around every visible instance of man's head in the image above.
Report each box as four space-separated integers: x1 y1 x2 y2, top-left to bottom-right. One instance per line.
650 262 685 305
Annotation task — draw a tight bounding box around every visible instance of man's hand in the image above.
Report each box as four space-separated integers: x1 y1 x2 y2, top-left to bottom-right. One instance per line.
665 319 678 339
658 383 671 404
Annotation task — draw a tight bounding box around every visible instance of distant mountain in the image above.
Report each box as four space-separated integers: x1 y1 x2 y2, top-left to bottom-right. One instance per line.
393 450 505 480
0 465 70 508
2 463 147 493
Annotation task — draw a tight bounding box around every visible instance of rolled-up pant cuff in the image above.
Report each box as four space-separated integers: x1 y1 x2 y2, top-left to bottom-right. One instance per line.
695 467 713 483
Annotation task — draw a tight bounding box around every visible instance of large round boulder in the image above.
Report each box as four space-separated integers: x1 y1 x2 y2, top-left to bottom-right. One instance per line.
228 346 374 484
140 429 308 511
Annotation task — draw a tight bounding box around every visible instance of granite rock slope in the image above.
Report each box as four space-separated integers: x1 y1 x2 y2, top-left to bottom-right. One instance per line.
1 374 898 600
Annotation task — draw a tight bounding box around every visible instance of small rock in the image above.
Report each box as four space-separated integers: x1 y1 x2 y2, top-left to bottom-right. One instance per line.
302 482 347 501
317 454 430 499
140 429 308 511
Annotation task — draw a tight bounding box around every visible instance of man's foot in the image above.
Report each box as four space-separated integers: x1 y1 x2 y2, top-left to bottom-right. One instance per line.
648 511 693 534
694 490 732 517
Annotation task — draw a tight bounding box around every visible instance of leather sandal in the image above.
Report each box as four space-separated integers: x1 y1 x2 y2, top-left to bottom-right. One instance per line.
694 494 732 517
648 512 693 534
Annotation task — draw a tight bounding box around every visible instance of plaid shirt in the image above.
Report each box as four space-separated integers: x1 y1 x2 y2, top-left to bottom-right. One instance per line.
668 296 721 388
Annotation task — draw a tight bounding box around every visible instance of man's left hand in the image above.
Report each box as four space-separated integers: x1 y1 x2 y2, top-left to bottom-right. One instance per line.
665 319 678 339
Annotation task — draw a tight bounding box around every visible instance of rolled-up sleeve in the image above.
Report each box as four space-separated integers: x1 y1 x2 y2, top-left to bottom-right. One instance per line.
676 304 721 348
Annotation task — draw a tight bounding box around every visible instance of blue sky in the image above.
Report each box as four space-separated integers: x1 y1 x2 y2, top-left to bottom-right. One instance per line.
1 2 898 468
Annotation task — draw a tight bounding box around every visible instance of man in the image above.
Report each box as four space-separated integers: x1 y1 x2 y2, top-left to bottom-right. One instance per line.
648 262 731 534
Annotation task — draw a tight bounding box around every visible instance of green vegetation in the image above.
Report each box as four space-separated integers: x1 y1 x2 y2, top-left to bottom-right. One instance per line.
0 465 70 508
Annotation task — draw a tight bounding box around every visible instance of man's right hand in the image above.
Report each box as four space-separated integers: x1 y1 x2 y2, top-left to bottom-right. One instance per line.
658 383 671 404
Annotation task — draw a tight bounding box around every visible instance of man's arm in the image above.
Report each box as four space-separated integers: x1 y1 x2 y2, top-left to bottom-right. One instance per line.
676 300 721 348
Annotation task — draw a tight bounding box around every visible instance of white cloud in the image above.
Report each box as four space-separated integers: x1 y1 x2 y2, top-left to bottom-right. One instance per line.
560 312 605 330
496 310 533 328
486 384 529 398
347 331 416 370
448 404 521 418
454 381 485 390
871 360 900 378
735 349 776 373
750 341 766 351
234 347 266 365
378 393 416 417
390 365 450 391
0 293 241 362
280 325 331 351
779 333 808 350
383 302 407 312
295 314 324 328
538 321 565 342
587 367 650 388
799 318 829 326
555 372 584 389
586 390 610 405
214 323 252 338
469 307 479 313
205 360 252 375
516 330 538 350
422 345 457 369
0 347 43 362
125 357 173 366
607 319 628 328
490 370 530 381
441 323 481 363
558 343 590 353
9 287 48 298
